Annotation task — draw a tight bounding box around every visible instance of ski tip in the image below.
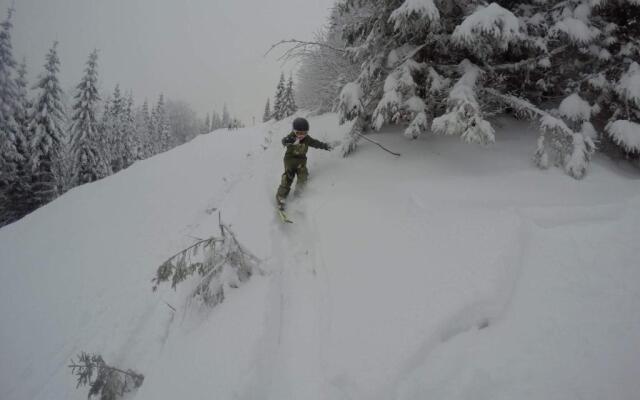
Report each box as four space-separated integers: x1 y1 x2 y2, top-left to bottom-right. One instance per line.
277 210 293 223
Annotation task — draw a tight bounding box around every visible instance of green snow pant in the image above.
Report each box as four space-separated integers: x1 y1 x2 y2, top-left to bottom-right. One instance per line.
276 158 308 200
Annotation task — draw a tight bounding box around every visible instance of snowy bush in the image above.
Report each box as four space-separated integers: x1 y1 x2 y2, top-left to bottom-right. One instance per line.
69 352 144 400
152 216 260 309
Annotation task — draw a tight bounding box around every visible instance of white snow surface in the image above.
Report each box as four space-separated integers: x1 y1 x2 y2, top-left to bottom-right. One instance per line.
2 115 640 400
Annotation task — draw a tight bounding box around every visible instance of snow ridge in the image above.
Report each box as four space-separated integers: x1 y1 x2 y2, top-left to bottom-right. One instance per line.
2 114 640 400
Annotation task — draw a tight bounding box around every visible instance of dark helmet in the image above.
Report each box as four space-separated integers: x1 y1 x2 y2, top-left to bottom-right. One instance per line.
292 117 309 132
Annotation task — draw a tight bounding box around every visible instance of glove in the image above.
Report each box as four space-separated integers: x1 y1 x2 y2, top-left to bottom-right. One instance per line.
326 140 340 151
282 136 295 145
325 143 333 151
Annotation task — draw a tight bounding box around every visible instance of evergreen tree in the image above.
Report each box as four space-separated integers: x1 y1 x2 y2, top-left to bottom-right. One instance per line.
106 85 126 172
203 113 210 133
14 58 29 156
104 87 137 171
137 99 153 158
28 42 66 208
0 7 20 223
283 75 298 118
211 109 222 130
11 58 31 218
272 72 286 120
123 92 138 165
70 50 109 185
147 98 158 155
263 98 271 122
326 0 640 178
98 95 112 165
222 103 230 128
154 94 171 153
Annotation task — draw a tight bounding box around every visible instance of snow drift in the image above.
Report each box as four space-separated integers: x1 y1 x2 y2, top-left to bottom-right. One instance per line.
1 114 640 400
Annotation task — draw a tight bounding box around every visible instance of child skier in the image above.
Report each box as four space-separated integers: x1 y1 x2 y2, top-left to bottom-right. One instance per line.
276 117 332 210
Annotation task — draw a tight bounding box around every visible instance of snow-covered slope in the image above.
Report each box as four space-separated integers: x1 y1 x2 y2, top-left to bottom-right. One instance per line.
1 114 640 400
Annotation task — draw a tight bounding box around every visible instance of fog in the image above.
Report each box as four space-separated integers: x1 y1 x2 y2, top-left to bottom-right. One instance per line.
4 0 335 124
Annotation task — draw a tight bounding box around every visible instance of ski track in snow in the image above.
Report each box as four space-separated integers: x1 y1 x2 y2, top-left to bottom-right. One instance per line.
2 115 640 400
240 127 332 400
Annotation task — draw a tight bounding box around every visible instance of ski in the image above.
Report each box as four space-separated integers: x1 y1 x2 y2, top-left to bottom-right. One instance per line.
277 209 293 224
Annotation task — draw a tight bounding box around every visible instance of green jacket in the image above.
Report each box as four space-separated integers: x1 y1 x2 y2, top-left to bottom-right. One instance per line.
282 132 330 159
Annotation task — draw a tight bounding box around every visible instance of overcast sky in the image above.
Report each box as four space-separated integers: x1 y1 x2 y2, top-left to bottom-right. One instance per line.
3 0 335 124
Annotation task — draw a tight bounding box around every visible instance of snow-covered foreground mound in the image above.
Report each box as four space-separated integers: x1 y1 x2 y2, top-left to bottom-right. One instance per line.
1 114 640 400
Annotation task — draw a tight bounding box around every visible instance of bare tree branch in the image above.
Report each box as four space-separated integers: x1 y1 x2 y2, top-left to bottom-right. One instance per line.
264 39 346 62
355 131 401 157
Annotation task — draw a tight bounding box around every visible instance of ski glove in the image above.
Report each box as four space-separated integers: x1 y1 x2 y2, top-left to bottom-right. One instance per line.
282 136 296 146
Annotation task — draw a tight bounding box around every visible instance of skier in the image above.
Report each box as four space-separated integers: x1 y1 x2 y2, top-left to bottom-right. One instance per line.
276 117 332 210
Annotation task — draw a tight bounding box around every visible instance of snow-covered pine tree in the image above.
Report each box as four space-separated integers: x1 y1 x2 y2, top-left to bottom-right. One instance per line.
211 109 221 130
146 98 160 156
10 58 31 219
203 113 211 133
222 103 230 128
103 87 137 171
70 50 109 185
136 99 153 158
262 98 271 122
98 95 113 164
327 0 640 178
164 99 201 143
28 42 66 208
283 74 298 118
105 85 126 172
149 98 159 153
56 91 74 195
0 6 20 224
272 72 287 120
155 94 171 153
14 58 30 158
123 92 138 165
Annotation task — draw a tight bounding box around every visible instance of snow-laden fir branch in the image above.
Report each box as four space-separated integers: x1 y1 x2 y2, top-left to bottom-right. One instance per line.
483 88 595 179
69 352 144 400
152 214 261 309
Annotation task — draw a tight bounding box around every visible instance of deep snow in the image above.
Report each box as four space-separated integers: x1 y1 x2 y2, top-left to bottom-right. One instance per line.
1 113 639 400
